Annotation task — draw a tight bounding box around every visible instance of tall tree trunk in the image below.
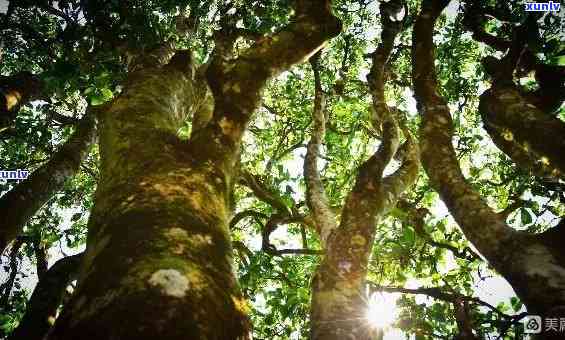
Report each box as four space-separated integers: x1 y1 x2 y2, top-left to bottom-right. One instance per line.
48 1 341 335
0 111 96 254
413 2 565 338
308 5 419 336
47 53 253 340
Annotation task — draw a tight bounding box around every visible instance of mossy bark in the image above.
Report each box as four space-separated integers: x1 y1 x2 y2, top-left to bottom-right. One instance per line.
310 260 376 340
47 56 251 340
479 84 565 180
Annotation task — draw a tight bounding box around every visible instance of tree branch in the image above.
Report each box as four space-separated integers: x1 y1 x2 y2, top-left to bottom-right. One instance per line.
0 237 25 308
369 283 520 321
303 52 338 247
0 109 97 254
398 200 482 262
202 0 342 146
413 0 519 266
8 253 83 340
239 171 292 215
229 210 269 230
479 74 565 181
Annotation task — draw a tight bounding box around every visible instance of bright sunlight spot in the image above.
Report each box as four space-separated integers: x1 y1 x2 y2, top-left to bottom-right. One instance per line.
366 292 399 329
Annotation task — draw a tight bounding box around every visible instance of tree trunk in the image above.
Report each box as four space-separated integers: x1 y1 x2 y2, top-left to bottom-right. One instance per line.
47 53 252 340
307 4 417 337
310 262 375 340
0 111 96 254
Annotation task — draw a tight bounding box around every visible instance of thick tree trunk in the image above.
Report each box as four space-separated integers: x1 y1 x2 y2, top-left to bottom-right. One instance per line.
47 54 252 340
310 259 375 340
0 111 96 254
43 1 340 336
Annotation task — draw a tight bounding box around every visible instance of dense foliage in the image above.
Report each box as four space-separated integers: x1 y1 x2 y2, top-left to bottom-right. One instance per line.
0 0 563 339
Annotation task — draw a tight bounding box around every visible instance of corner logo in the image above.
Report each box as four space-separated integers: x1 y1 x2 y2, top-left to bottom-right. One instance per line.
525 2 561 11
523 315 542 334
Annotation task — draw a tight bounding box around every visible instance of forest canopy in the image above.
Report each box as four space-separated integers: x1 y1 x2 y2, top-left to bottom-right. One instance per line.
0 0 564 339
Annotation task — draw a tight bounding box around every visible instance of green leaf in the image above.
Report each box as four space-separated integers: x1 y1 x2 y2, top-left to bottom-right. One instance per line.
510 296 523 312
520 208 533 225
90 95 105 106
100 88 114 100
402 226 416 246
549 55 565 66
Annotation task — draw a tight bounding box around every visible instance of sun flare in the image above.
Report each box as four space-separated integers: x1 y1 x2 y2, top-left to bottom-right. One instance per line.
366 292 399 329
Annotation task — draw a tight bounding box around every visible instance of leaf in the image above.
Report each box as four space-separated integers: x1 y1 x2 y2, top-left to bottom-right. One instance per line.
100 88 114 100
520 208 533 225
549 55 565 66
90 94 106 106
402 226 416 246
510 296 523 312
84 86 96 95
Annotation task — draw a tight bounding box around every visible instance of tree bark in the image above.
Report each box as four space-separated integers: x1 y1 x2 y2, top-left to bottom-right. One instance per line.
479 83 565 180
9 253 82 340
413 2 565 337
0 111 96 254
46 53 254 340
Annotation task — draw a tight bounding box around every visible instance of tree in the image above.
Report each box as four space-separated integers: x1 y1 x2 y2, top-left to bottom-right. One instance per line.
1 0 563 339
2 0 341 339
306 1 419 338
414 0 565 338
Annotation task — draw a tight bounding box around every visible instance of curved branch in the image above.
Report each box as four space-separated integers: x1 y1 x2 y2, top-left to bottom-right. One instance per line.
304 52 338 246
203 0 342 146
413 0 518 265
479 83 565 181
239 171 291 215
229 210 269 230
